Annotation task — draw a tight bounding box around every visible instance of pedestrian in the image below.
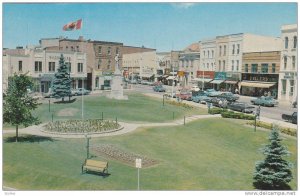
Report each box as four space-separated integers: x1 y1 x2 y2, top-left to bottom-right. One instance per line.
268 91 271 97
235 88 239 94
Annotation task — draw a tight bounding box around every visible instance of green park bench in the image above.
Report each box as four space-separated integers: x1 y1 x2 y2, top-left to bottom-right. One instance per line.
82 159 108 175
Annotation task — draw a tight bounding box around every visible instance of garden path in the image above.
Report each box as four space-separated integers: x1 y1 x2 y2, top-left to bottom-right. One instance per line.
2 114 221 139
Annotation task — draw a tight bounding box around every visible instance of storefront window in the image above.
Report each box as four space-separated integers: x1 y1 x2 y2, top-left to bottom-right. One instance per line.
272 64 276 73
285 37 289 49
251 64 258 73
245 64 248 72
292 56 295 69
261 64 268 73
281 79 286 95
284 56 287 69
290 80 294 96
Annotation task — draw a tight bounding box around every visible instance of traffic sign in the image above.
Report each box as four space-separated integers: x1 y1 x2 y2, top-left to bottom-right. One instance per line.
136 158 142 168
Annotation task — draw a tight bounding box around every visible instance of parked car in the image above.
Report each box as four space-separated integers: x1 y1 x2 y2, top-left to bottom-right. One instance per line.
153 85 166 92
206 97 227 108
205 89 223 97
217 92 239 102
192 91 209 104
282 112 297 124
178 91 192 101
141 80 148 85
251 96 278 107
129 80 137 84
191 85 200 92
72 88 91 96
227 102 256 113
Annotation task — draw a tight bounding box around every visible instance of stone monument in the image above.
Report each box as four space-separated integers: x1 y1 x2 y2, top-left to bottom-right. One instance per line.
107 54 128 100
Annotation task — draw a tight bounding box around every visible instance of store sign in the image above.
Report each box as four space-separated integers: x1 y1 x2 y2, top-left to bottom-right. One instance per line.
178 71 185 77
214 72 226 80
242 73 279 82
226 72 240 81
196 71 215 79
49 55 71 61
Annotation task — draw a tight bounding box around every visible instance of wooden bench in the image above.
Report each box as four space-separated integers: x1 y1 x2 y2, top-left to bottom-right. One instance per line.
82 159 108 175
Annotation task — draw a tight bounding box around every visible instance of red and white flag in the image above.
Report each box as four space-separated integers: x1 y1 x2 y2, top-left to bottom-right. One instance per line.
63 19 82 31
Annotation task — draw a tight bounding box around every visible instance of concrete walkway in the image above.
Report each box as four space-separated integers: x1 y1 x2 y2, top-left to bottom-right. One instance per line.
3 114 221 139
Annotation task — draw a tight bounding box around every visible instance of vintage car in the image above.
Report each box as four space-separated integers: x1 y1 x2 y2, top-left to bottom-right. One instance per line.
205 89 223 97
192 91 209 103
227 102 256 113
72 88 91 96
282 112 297 124
153 85 166 92
216 92 239 102
251 96 278 107
177 91 192 101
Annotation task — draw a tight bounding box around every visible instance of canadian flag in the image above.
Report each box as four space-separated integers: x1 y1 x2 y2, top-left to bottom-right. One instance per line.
63 19 82 31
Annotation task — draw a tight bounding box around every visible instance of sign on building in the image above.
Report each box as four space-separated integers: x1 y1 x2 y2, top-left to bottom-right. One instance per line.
136 158 142 168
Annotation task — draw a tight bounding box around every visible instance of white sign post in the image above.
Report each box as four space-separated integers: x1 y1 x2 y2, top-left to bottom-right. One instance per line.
135 158 142 190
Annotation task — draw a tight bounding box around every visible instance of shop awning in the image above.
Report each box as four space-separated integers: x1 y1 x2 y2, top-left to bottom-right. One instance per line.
140 74 154 78
209 80 225 84
192 78 213 83
240 81 276 88
224 80 238 84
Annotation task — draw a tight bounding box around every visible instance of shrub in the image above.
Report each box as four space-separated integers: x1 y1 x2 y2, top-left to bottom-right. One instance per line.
166 100 194 109
246 121 297 137
208 107 223 114
221 111 255 120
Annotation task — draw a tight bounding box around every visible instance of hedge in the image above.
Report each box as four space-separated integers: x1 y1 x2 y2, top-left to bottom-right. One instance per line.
208 107 223 114
246 121 297 137
221 110 255 120
166 100 194 109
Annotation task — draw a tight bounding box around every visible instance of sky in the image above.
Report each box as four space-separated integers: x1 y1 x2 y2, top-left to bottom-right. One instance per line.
2 2 297 52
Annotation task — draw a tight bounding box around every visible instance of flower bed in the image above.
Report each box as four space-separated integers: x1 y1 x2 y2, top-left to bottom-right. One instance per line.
44 119 121 134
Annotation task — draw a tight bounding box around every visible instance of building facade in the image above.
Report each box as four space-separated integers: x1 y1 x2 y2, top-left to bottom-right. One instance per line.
3 48 87 93
278 24 297 103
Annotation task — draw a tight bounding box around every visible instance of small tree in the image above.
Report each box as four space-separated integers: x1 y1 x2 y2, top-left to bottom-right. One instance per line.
52 54 71 102
253 125 293 190
3 74 40 142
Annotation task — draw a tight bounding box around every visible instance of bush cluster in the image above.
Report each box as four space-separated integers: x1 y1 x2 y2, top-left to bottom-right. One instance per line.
166 100 193 109
221 110 255 120
246 121 297 137
44 119 121 133
208 107 223 114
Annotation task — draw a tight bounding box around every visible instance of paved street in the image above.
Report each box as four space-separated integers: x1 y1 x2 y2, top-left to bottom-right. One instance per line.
131 84 297 123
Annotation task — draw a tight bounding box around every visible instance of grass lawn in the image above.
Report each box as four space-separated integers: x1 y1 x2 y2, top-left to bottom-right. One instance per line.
3 118 297 190
3 92 206 130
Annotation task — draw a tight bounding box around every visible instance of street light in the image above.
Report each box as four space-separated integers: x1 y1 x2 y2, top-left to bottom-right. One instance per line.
85 133 91 159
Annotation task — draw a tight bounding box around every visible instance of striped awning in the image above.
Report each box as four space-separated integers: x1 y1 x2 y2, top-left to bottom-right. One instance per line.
209 80 224 84
240 81 276 88
224 80 238 84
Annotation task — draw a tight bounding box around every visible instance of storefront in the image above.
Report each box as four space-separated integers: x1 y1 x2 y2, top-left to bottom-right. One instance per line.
209 72 226 90
224 72 241 93
240 73 279 98
196 71 215 90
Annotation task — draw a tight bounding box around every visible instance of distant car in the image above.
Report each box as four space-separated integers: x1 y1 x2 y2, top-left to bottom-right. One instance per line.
191 85 200 92
206 97 227 108
205 89 222 97
153 85 166 92
251 96 278 107
129 80 137 84
141 80 148 85
72 88 91 96
192 91 209 103
217 92 239 102
227 102 256 113
282 112 297 124
178 91 192 101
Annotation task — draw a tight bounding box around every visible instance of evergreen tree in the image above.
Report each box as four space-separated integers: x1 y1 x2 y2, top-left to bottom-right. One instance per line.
253 125 293 190
52 54 71 102
3 74 40 142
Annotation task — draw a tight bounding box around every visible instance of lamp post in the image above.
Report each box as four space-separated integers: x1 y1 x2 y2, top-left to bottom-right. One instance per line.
85 134 91 159
171 65 175 99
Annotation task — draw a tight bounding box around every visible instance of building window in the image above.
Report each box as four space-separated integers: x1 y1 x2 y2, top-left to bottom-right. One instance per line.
237 44 240 54
285 37 289 49
245 64 248 72
223 60 225 71
211 63 214 70
212 50 214 58
107 60 111 69
251 64 258 73
290 80 294 96
218 60 221 71
18 61 22 72
66 62 71 73
224 45 226 56
261 63 269 73
76 46 79 51
48 62 55 72
203 51 206 57
281 79 286 95
71 46 74 51
272 63 276 73
116 47 119 54
284 56 287 69
66 46 69 50
232 44 235 54
207 63 209 69
77 63 83 73
231 60 234 71
292 56 296 69
207 51 210 58
35 61 42 72
108 47 111 55
293 36 297 48
98 59 102 69
236 60 239 71
219 46 222 56
98 46 102 54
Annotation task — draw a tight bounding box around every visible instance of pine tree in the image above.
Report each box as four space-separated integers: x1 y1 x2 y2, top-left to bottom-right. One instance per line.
253 125 293 190
3 74 40 142
52 54 72 102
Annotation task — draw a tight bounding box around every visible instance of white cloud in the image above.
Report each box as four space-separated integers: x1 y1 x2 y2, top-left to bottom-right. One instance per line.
172 3 196 9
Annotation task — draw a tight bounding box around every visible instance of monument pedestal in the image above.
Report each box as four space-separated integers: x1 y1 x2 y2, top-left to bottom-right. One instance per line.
107 69 128 100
